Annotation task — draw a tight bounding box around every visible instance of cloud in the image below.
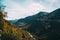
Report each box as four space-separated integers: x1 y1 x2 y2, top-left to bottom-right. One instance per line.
34 0 60 11
33 0 59 3
5 1 27 20
4 0 60 20
26 2 46 14
46 0 58 3
4 0 47 20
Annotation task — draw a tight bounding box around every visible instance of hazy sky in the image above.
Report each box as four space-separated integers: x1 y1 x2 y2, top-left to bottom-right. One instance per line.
1 0 60 20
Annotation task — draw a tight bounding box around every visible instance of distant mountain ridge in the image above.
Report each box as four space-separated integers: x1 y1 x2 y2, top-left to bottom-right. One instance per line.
11 8 60 40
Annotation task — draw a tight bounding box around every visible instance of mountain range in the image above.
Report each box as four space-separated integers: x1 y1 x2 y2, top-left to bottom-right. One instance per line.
10 8 60 40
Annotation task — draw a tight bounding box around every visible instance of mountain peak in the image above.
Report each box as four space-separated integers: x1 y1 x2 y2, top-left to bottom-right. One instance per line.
38 12 48 14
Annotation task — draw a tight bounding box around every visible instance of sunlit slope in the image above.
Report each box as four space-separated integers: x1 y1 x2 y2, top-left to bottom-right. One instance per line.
0 12 35 40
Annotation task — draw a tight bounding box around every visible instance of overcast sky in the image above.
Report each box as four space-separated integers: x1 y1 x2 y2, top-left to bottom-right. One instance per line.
2 0 60 20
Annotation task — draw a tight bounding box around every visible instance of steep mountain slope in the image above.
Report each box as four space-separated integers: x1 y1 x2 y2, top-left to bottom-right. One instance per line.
14 12 49 29
14 8 60 40
14 12 49 40
0 12 35 40
45 8 60 40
